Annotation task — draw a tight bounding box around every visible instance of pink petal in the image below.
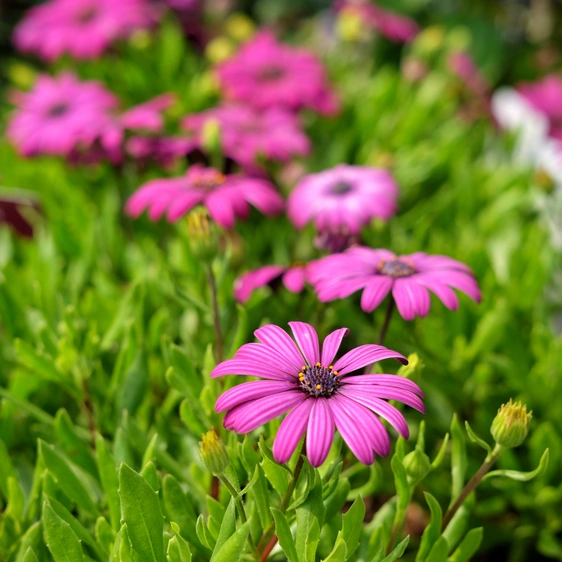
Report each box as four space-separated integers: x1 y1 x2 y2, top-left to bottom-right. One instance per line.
210 359 293 381
360 276 394 312
368 387 425 413
282 267 306 293
235 343 298 377
306 398 335 467
273 400 313 464
254 324 305 371
215 380 296 412
205 192 236 229
288 321 320 366
392 279 431 321
333 345 407 375
234 266 286 303
320 328 349 367
413 275 459 311
340 374 424 398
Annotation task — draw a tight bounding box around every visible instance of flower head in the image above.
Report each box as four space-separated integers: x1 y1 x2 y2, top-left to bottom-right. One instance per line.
182 104 310 171
310 247 481 320
212 322 424 467
216 31 339 115
14 0 157 61
491 400 532 449
234 264 309 303
126 164 284 228
288 165 398 234
199 429 229 475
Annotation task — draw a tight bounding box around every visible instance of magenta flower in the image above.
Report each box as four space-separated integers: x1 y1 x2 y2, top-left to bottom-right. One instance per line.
234 264 308 303
288 165 398 234
447 52 489 97
126 136 195 169
216 31 339 115
126 165 284 228
212 322 423 466
310 247 481 320
182 104 310 171
13 0 157 61
518 75 562 141
7 73 118 158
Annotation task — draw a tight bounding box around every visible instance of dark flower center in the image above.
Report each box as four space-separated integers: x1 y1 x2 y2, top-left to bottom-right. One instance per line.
378 259 415 278
298 363 340 397
259 66 285 82
192 170 225 191
77 6 98 23
47 103 70 117
329 181 354 196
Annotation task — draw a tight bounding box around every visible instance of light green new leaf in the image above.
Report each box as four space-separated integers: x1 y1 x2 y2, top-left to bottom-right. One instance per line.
341 496 365 558
450 415 467 504
95 434 120 531
259 436 290 497
464 422 492 456
448 527 483 562
22 548 39 562
483 449 549 482
43 501 84 562
426 536 449 562
430 434 449 470
391 455 410 514
416 493 443 562
0 437 18 500
119 463 164 562
95 516 116 556
210 499 236 561
210 520 250 562
305 519 321 562
322 537 347 562
379 536 410 562
167 523 192 562
272 508 299 562
6 476 26 521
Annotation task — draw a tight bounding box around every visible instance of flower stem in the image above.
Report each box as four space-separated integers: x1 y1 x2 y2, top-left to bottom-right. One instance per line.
441 444 502 530
377 297 395 346
257 442 307 561
206 264 223 363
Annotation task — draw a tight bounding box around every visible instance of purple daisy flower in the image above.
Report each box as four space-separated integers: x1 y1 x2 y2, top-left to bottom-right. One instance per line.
234 264 309 303
287 165 398 234
13 0 158 61
126 164 284 229
310 247 481 320
212 322 423 467
182 104 310 171
216 31 339 115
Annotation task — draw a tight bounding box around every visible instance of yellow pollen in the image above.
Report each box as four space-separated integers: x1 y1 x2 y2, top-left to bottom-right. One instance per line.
315 362 321 367
307 381 311 385
316 384 322 390
329 365 334 370
333 370 338 376
301 366 306 371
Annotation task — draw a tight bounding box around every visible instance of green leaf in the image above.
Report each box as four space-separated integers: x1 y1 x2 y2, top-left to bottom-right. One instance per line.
167 523 193 562
272 508 299 562
322 537 347 562
391 454 410 517
22 548 39 562
196 514 214 549
117 351 149 416
426 536 449 562
296 473 325 561
450 415 467 504
210 520 250 562
416 493 443 562
464 422 492 456
95 516 116 556
110 524 134 562
379 536 410 562
430 434 449 470
43 500 85 562
0 437 18 500
15 521 43 562
340 496 365 558
141 462 160 492
324 478 351 522
119 463 164 562
210 499 236 561
259 436 290 497
447 527 483 562
95 433 121 531
39 440 99 516
305 518 321 562
483 448 549 482
442 505 471 550
6 476 26 521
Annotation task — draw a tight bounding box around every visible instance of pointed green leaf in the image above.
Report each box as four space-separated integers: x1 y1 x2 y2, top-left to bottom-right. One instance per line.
450 415 467 504
426 536 449 562
430 434 449 470
271 508 299 562
210 520 250 562
96 516 116 556
95 433 121 531
416 493 443 562
259 436 290 497
341 496 365 558
448 527 483 562
322 537 347 562
22 548 39 562
464 422 492 456
210 499 236 561
380 536 410 562
167 523 193 562
43 501 84 562
483 448 549 482
0 437 18 500
305 519 321 562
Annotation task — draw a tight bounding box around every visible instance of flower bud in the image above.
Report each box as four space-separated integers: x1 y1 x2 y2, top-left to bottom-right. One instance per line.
199 429 229 476
225 13 255 42
403 447 431 482
490 400 532 449
187 207 219 262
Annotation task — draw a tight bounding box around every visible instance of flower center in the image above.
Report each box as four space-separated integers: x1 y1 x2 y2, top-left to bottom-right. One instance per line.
259 66 285 82
378 259 415 278
329 181 354 196
77 6 98 23
47 103 70 117
297 363 340 397
192 170 225 191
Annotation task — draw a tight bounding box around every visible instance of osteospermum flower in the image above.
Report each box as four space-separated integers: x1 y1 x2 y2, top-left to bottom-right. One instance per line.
13 0 157 61
7 73 118 158
518 75 562 141
234 264 308 303
126 165 284 228
216 31 339 115
310 247 481 320
182 104 310 171
212 322 424 466
288 165 398 234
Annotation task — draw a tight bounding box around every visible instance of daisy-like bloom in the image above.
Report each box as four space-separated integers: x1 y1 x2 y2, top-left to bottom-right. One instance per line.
216 31 339 115
182 104 310 171
310 247 481 320
126 164 284 228
234 264 308 303
288 165 398 234
13 0 157 61
7 73 118 158
212 322 424 467
518 75 562 141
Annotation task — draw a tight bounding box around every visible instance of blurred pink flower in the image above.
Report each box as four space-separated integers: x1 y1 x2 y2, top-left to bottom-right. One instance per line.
310 247 481 320
212 322 422 466
126 165 284 228
234 264 309 302
7 73 118 158
447 52 489 96
182 104 310 170
13 0 157 61
126 136 195 168
287 165 398 234
518 75 562 141
216 31 339 115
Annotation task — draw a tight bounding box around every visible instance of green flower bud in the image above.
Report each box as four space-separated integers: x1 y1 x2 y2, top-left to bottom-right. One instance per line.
187 207 219 262
490 400 532 449
403 447 431 482
199 429 229 476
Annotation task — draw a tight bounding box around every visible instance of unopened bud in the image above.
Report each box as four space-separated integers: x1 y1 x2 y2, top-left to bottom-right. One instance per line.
199 429 229 475
336 9 364 43
225 13 255 42
187 207 218 261
206 37 236 63
403 447 431 482
491 400 532 449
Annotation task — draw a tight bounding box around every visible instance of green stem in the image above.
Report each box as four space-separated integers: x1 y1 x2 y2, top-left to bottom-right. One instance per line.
206 264 224 363
441 444 503 530
377 297 395 346
386 490 411 555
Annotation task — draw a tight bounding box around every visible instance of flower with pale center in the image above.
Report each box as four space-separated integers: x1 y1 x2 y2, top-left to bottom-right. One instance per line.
212 322 424 467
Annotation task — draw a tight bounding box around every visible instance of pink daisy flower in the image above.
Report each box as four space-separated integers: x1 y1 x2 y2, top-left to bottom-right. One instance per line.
182 104 310 171
310 247 481 320
234 264 309 303
13 0 157 61
125 165 284 228
216 31 339 115
518 75 562 141
287 165 398 234
212 322 423 467
7 73 118 158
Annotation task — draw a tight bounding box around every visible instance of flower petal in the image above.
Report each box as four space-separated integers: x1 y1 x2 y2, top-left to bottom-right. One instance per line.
392 278 431 320
211 359 292 380
288 321 320 365
360 276 394 312
215 380 296 412
320 328 349 367
340 374 424 398
234 343 298 378
367 387 425 413
307 398 335 467
254 324 304 371
234 266 286 303
273 400 313 464
333 344 407 375
413 275 459 311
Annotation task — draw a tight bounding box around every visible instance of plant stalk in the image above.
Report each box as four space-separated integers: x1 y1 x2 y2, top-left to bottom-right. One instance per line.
206 264 224 363
378 297 395 346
